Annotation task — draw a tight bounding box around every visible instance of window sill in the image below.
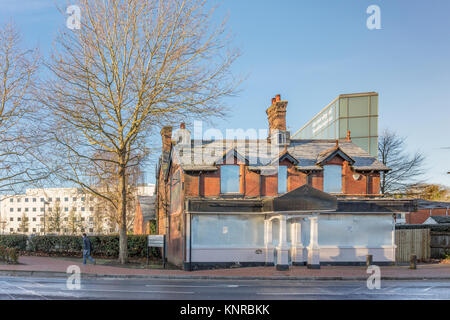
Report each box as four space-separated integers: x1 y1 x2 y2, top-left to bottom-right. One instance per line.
219 193 244 199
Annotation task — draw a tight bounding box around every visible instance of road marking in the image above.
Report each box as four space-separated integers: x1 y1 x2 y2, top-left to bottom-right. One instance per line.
0 281 49 300
0 286 16 300
64 288 195 294
145 284 241 288
256 291 435 296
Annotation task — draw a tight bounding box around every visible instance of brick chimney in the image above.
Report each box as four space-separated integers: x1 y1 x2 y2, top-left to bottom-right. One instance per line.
266 94 288 136
160 126 173 152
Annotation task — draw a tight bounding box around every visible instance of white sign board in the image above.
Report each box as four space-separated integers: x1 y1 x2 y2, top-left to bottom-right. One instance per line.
148 235 164 248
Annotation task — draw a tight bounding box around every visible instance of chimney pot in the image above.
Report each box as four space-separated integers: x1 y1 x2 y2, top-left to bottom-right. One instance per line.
346 130 351 141
266 95 288 136
160 126 173 152
336 139 339 147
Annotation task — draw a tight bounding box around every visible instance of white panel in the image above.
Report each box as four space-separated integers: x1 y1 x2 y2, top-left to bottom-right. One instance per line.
192 214 264 248
318 215 393 247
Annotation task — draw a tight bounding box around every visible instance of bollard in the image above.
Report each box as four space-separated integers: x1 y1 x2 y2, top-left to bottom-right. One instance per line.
366 254 373 267
409 254 417 269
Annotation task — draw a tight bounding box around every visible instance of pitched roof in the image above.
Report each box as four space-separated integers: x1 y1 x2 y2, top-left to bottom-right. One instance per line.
417 199 450 209
316 146 355 165
427 216 450 224
171 138 389 172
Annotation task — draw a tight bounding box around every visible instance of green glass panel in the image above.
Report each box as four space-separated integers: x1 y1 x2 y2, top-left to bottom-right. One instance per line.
348 96 369 117
339 119 347 138
370 116 378 136
348 117 369 137
339 98 348 118
369 137 378 157
352 137 369 153
370 95 378 115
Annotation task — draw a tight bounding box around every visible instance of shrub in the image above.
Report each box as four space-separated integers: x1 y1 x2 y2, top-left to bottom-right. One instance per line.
0 246 20 264
28 235 151 258
0 235 28 250
0 246 6 261
7 248 19 264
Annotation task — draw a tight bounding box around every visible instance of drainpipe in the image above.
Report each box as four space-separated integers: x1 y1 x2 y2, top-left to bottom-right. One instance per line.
189 213 192 270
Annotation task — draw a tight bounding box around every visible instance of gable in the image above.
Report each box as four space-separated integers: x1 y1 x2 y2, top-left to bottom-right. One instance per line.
216 148 249 165
316 147 355 166
262 184 337 212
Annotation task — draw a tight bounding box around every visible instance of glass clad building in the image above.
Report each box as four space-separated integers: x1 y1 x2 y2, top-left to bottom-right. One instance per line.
292 92 378 157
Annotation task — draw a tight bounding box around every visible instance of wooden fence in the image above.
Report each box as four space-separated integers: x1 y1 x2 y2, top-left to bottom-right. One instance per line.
430 232 450 259
395 229 431 262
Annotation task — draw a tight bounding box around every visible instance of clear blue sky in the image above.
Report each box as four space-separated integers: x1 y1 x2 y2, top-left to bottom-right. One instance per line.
1 0 449 187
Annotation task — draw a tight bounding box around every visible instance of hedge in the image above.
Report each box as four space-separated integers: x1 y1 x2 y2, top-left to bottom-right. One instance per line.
0 246 19 264
0 235 28 251
28 235 151 258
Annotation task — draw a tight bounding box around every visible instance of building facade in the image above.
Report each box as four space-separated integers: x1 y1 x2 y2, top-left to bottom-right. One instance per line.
292 92 379 157
155 94 415 270
0 184 154 235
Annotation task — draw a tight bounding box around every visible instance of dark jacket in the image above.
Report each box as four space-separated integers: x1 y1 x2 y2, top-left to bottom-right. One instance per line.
83 236 92 251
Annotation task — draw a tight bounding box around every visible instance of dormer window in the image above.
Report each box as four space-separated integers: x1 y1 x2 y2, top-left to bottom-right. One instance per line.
323 165 342 193
278 132 286 145
278 165 287 194
270 130 289 146
220 165 240 194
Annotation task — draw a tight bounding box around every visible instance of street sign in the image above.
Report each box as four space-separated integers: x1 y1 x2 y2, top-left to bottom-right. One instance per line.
147 235 166 268
147 235 164 248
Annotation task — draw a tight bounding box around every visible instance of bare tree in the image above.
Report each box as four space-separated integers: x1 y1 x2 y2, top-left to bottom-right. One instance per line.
0 23 48 194
0 215 8 234
378 129 426 194
46 201 63 234
19 213 29 233
37 0 239 263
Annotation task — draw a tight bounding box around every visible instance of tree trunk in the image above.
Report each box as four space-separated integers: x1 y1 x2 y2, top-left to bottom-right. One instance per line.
118 154 128 264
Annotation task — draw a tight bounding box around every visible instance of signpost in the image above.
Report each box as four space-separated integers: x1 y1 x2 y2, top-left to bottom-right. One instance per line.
147 235 166 268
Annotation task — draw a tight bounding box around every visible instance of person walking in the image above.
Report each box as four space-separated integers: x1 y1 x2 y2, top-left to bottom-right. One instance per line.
82 233 96 265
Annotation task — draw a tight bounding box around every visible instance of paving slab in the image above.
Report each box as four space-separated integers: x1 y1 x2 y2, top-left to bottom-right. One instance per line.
1 256 450 280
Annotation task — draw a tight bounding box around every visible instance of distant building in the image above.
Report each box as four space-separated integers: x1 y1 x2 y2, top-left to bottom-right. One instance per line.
405 199 450 224
423 216 450 224
133 195 156 234
292 92 379 157
0 184 154 235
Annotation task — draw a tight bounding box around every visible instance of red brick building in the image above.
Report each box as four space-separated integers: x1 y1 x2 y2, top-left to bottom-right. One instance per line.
405 200 450 224
133 196 156 235
155 95 413 270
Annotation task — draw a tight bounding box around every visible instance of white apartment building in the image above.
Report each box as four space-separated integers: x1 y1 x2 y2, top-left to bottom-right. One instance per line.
0 184 155 235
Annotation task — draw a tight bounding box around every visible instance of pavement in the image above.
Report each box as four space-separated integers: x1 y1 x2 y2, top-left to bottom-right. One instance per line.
1 276 450 300
0 256 450 280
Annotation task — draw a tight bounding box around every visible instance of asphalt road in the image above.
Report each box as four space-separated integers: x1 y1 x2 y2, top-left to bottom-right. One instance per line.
0 276 449 300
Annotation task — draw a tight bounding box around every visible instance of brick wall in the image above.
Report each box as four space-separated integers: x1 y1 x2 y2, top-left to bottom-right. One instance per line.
407 208 449 224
